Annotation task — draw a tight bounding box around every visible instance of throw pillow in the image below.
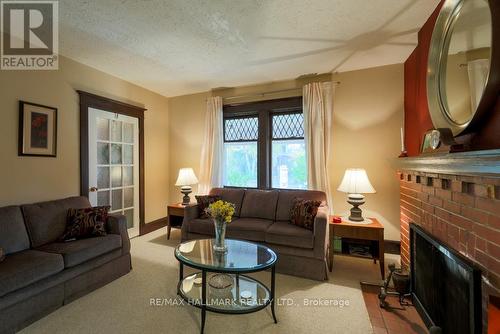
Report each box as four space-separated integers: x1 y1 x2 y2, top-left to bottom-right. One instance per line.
290 198 322 230
60 206 110 241
0 247 5 262
195 195 221 219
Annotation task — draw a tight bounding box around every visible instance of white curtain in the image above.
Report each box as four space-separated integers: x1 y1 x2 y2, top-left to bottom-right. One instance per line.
467 59 489 112
303 82 334 212
198 96 224 194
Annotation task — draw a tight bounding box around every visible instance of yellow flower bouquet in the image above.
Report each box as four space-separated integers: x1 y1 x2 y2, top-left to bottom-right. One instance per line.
206 200 235 252
206 200 235 223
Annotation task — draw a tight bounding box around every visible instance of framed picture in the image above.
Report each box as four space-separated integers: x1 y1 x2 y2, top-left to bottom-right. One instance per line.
18 101 57 157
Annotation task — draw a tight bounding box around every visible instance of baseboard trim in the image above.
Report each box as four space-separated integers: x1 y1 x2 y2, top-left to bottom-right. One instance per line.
384 240 401 255
140 217 168 235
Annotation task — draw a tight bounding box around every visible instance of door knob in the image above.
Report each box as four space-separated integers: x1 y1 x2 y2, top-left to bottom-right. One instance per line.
89 187 99 192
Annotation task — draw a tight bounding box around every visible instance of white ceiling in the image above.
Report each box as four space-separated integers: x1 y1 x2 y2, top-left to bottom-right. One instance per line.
59 0 440 97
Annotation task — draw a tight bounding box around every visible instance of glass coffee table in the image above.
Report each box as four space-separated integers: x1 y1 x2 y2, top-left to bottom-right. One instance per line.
174 239 278 334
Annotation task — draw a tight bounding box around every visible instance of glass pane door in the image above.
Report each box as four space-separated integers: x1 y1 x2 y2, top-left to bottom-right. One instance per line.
88 108 139 237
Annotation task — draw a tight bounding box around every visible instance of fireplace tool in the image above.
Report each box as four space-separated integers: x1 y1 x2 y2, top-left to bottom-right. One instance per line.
378 263 411 308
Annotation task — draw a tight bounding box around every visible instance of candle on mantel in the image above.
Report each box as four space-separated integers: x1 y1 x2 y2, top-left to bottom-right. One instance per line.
400 127 405 152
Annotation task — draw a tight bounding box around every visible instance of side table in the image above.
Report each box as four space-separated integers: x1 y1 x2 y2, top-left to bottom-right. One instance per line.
167 203 196 239
329 217 385 279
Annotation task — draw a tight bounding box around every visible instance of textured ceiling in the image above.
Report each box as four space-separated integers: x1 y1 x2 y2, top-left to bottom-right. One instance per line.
59 0 440 97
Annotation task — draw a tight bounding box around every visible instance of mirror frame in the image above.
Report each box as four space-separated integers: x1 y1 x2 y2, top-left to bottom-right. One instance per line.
427 0 500 137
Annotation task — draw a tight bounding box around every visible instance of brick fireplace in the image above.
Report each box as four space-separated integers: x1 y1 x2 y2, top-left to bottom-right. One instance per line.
399 170 500 287
398 157 500 332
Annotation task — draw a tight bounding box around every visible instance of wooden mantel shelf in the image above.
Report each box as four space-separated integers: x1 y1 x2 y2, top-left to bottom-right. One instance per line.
398 149 500 177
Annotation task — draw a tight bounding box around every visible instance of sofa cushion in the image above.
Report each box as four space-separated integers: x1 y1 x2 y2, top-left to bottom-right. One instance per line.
240 189 279 220
36 234 122 268
0 206 30 254
265 221 314 249
276 190 326 221
195 195 221 219
21 196 91 248
186 218 214 236
0 250 64 297
60 206 109 241
226 218 274 242
209 188 245 217
290 198 322 230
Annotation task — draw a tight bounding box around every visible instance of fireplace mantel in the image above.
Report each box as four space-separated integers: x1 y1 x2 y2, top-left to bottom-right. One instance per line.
398 149 500 177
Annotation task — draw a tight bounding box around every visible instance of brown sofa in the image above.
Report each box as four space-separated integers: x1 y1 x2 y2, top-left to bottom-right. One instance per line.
0 196 131 334
181 188 329 281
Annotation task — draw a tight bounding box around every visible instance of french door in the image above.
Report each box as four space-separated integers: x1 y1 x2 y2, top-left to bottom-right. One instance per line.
88 108 140 237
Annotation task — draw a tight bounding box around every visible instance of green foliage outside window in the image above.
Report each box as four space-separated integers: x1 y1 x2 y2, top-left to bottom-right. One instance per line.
224 142 258 187
272 140 307 189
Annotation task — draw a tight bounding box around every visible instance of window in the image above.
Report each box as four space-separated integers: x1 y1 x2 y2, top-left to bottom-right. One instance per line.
223 97 307 189
223 117 258 188
271 113 306 189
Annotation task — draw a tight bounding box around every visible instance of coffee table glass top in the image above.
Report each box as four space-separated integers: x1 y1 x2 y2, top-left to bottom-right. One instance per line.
175 239 277 273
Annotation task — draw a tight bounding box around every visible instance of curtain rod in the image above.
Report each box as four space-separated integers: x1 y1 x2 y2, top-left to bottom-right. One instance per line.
219 81 341 101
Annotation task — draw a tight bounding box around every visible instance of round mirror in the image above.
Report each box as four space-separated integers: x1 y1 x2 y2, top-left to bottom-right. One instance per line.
427 0 495 137
444 0 491 125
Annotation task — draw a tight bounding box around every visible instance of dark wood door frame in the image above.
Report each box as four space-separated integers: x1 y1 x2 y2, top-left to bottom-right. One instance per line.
77 91 147 234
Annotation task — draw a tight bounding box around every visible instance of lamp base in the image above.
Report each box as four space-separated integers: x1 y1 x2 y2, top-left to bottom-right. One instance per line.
347 194 365 222
180 186 192 206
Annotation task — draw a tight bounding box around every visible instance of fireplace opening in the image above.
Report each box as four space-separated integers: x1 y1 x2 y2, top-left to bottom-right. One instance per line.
410 223 482 334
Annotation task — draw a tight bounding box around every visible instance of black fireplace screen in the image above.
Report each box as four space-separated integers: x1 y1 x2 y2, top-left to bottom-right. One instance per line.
410 224 482 334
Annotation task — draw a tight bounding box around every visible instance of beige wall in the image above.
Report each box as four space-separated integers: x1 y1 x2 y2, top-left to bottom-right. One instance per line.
331 64 404 241
168 91 211 203
213 73 332 104
168 64 403 240
0 56 170 224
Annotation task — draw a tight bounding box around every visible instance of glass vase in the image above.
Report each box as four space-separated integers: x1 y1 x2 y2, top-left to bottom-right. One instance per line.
213 218 227 253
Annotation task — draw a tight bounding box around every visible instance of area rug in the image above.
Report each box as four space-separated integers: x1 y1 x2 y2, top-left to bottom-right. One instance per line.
21 229 380 334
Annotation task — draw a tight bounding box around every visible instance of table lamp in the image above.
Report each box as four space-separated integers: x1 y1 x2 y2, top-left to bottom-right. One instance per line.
337 168 376 222
175 168 199 205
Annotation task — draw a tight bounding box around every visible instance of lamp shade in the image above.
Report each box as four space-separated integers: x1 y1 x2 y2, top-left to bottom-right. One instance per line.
337 168 376 194
175 168 199 186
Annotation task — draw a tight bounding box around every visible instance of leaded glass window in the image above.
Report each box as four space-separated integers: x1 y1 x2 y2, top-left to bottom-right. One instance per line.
271 113 306 189
224 117 258 142
223 116 259 187
221 97 307 189
272 113 304 139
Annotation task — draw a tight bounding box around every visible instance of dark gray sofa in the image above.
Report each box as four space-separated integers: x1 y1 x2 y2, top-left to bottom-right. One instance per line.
0 196 131 334
182 188 329 281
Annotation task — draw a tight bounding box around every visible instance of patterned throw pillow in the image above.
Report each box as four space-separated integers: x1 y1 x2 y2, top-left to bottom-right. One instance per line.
0 247 5 262
60 206 110 241
290 198 322 230
195 195 221 219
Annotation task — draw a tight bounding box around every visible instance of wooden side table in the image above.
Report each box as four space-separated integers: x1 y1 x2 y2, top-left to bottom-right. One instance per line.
167 203 196 239
328 217 385 279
